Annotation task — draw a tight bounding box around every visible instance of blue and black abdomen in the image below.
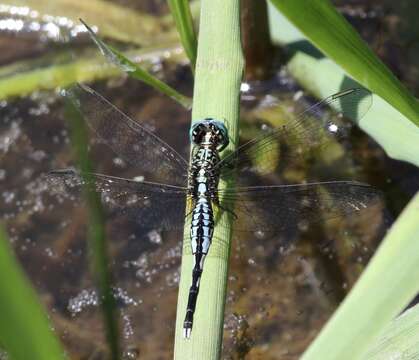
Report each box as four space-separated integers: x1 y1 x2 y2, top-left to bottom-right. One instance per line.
183 119 228 338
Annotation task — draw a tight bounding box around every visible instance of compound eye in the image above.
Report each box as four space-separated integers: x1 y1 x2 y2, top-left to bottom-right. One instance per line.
190 122 204 144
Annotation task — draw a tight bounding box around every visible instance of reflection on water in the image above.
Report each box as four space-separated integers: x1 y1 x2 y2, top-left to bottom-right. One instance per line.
0 3 89 42
0 1 417 359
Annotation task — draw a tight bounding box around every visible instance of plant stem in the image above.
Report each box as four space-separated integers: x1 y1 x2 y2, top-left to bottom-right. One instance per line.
241 0 275 80
173 0 244 358
168 0 198 69
65 99 120 360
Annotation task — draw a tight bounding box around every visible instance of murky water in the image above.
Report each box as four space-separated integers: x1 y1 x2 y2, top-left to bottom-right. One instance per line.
0 1 418 359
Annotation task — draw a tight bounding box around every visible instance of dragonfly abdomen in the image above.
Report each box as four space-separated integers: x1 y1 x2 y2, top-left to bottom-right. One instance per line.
184 178 216 338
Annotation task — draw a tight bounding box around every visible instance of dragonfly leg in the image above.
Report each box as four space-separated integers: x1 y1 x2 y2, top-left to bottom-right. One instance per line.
213 198 238 220
184 207 194 220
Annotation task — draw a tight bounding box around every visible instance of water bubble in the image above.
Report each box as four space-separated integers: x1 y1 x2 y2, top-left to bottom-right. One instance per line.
28 102 50 116
0 18 24 31
2 191 15 204
254 230 266 239
113 157 125 167
67 289 98 315
121 311 134 339
165 270 180 287
44 247 55 258
29 150 46 162
147 230 162 244
113 287 139 307
123 348 140 360
0 122 20 153
133 255 152 282
240 82 251 92
247 258 256 266
328 123 339 133
68 287 138 315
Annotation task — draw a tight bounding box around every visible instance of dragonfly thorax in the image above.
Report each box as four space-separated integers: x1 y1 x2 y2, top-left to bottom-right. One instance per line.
190 119 229 151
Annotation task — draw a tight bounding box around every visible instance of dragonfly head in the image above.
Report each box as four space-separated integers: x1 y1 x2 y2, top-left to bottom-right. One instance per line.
190 119 229 151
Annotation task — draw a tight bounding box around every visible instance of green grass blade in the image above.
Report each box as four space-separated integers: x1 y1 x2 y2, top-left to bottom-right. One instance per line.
267 4 419 167
64 91 121 360
80 19 192 109
269 0 419 129
173 0 244 357
0 226 66 360
301 192 419 360
363 303 419 359
167 0 198 69
0 44 186 100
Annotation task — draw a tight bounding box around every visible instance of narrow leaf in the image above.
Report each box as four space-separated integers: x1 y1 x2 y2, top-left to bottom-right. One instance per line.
0 45 186 100
270 0 419 130
0 226 65 360
167 0 198 68
64 90 121 359
80 19 192 109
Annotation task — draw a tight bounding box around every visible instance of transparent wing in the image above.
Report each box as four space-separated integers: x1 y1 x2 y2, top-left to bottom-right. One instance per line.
215 181 381 234
65 84 189 187
217 88 372 185
46 169 189 231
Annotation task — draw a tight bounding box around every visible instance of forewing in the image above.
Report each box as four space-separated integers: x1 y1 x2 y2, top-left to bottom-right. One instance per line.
46 169 189 231
217 88 372 185
65 84 189 186
216 181 381 234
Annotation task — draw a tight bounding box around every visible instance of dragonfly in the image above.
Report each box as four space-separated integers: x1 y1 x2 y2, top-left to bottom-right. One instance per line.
48 84 380 339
